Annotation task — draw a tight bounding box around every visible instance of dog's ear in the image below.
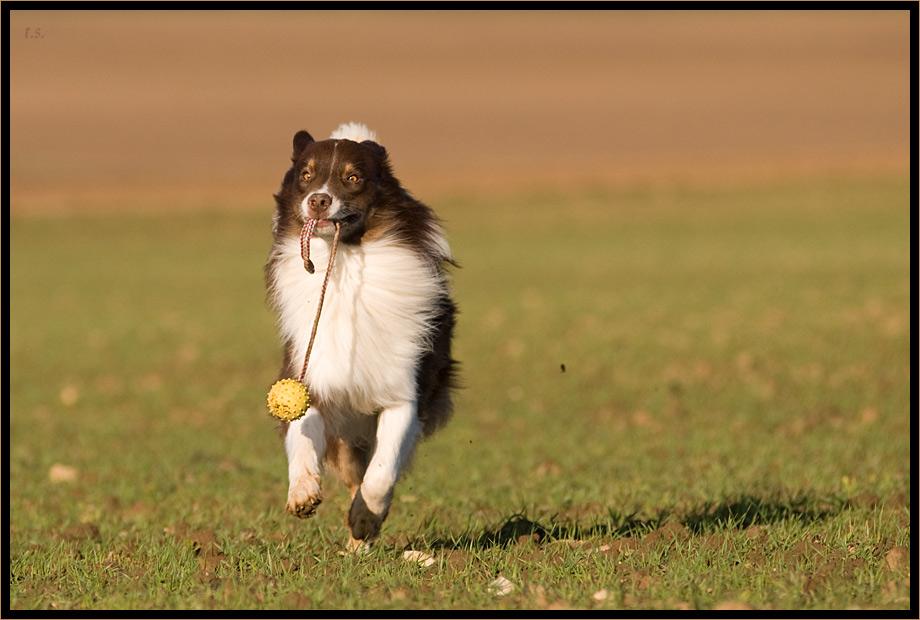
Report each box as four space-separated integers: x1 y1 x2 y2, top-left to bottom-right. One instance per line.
292 131 315 159
361 140 391 179
361 140 388 161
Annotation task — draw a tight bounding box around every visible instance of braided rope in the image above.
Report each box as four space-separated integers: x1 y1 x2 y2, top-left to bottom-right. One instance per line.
298 220 341 383
301 218 318 273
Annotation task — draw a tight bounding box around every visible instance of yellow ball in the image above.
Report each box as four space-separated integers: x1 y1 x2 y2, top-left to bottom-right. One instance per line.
267 379 310 422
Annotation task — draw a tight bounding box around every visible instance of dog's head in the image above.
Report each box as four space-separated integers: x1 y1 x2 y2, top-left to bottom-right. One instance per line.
275 130 392 243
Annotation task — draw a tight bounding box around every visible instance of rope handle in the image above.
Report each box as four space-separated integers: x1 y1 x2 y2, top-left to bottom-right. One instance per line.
298 219 341 382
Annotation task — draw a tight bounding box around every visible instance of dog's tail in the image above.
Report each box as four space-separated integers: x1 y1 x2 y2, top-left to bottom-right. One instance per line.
330 122 378 144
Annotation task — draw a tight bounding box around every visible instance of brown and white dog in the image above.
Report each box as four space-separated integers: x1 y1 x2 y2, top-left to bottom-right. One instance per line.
265 123 458 548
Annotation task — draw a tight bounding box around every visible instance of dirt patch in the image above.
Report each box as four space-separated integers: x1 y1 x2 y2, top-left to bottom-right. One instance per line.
59 522 101 542
9 10 910 213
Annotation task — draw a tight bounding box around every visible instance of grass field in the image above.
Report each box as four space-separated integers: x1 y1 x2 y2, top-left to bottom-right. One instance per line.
7 174 911 610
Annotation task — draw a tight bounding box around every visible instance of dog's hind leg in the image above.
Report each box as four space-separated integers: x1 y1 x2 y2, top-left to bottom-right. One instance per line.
347 401 421 545
284 407 327 519
326 437 370 500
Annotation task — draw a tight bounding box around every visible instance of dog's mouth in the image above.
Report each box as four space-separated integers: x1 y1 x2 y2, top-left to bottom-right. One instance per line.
312 210 362 234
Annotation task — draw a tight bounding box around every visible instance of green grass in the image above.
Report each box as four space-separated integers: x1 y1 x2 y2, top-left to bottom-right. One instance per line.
8 174 911 610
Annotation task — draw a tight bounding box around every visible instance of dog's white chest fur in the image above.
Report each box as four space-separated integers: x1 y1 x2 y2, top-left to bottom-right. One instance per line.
271 234 444 415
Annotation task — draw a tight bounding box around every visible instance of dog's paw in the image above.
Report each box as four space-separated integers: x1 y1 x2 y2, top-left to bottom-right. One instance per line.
347 493 385 542
286 476 322 519
286 495 321 519
347 510 381 542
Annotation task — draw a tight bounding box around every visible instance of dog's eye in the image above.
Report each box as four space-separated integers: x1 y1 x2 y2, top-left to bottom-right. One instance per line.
347 174 360 184
302 170 312 182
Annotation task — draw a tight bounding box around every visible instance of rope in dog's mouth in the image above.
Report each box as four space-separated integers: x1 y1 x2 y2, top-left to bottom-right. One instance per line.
298 219 340 382
301 218 318 274
267 219 340 422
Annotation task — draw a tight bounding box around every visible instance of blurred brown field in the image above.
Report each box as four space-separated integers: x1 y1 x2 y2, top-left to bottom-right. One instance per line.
8 9 911 213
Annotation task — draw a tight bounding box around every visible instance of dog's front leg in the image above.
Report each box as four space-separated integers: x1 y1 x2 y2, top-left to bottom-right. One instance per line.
284 407 327 519
348 401 421 545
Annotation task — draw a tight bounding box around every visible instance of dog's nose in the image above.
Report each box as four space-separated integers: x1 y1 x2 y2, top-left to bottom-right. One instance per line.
307 193 332 217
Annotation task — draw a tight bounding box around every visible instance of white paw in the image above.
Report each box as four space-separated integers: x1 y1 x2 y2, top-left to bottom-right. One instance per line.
286 475 322 519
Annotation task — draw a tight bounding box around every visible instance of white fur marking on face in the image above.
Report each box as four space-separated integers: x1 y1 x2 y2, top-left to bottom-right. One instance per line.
300 181 344 221
300 139 343 220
